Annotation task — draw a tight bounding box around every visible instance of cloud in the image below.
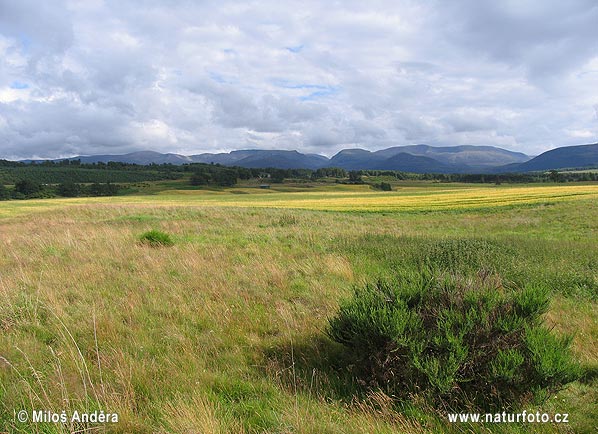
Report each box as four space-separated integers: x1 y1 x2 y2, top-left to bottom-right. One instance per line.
1 0 597 159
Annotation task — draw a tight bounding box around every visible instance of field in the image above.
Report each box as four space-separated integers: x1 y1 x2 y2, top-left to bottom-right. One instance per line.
2 182 598 217
1 182 597 433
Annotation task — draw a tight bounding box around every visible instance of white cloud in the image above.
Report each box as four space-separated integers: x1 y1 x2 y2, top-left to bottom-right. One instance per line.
1 0 597 159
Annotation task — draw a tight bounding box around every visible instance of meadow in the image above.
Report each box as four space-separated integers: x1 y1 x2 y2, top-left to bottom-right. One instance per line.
0 181 597 433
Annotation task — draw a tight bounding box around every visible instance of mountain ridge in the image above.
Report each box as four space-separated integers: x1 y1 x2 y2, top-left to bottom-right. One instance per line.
14 143 598 173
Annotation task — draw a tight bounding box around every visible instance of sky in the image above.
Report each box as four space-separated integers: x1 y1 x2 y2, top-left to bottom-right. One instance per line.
1 0 597 159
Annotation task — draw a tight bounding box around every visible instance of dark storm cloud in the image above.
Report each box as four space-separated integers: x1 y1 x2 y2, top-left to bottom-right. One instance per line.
0 0 597 159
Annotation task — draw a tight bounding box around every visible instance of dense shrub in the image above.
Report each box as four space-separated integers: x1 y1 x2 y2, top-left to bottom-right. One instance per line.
327 270 580 410
373 182 392 191
139 230 174 247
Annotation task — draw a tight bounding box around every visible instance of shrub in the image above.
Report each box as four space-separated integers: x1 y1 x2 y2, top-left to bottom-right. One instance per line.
327 270 580 410
374 182 392 191
139 230 174 247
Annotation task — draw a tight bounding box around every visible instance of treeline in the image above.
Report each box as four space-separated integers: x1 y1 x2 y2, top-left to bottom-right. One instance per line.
185 166 598 185
0 164 181 185
337 169 598 183
2 158 597 194
0 158 181 171
185 165 598 185
0 180 120 201
186 166 349 186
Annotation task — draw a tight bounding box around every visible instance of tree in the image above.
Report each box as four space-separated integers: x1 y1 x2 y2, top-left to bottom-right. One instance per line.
313 167 347 179
548 170 561 182
14 179 43 196
348 171 363 183
211 169 237 186
190 171 210 186
270 169 286 184
0 184 10 200
57 182 82 197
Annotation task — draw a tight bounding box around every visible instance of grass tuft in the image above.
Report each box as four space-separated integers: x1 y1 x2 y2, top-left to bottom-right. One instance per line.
139 229 174 247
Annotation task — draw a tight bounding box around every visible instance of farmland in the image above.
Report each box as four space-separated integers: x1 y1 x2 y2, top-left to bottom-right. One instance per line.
1 181 598 217
1 182 597 433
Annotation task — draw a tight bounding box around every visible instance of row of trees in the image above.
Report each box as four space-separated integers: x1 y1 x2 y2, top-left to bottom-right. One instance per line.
360 170 598 183
3 158 597 194
188 166 364 187
0 180 120 200
187 165 598 187
190 168 239 187
0 166 180 185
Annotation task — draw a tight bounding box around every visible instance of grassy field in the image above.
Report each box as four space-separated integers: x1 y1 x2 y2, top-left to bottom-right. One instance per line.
1 182 597 433
2 182 598 218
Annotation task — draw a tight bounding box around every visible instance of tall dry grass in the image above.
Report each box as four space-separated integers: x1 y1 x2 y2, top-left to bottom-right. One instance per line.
1 197 596 432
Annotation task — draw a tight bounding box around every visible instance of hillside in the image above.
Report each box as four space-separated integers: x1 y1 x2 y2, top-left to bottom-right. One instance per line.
18 145 531 172
22 151 194 165
368 152 453 172
16 143 598 173
497 143 598 172
374 145 530 170
192 150 329 169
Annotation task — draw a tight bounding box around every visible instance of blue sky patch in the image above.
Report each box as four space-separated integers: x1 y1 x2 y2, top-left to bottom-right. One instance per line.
271 78 332 90
10 81 30 89
285 45 303 53
209 72 237 84
300 87 338 101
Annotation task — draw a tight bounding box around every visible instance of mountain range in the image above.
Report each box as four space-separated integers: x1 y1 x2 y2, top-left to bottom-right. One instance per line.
20 143 598 173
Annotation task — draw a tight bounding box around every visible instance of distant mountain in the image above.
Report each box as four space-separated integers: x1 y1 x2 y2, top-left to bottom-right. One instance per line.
495 143 598 172
26 151 194 165
21 143 598 173
374 145 530 170
375 152 454 172
191 150 329 169
327 149 377 170
327 144 529 172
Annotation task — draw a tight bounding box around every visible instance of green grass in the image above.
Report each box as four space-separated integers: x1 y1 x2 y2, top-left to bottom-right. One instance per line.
139 229 175 247
2 181 598 220
0 182 596 433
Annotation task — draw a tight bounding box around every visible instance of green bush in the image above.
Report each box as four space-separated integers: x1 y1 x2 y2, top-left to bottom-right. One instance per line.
139 230 174 247
327 270 580 410
374 182 392 191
